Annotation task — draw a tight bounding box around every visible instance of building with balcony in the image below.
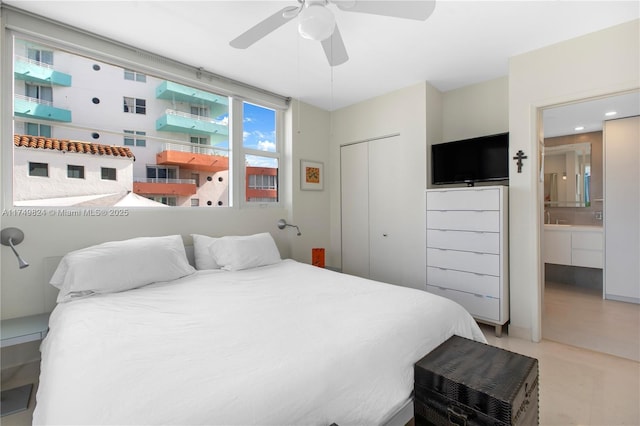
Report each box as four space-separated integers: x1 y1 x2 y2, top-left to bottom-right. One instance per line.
11 38 239 207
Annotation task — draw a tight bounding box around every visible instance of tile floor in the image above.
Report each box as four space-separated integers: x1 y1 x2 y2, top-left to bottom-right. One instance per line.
480 279 640 425
542 280 640 362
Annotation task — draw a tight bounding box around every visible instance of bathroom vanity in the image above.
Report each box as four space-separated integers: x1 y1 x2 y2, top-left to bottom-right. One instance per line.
543 225 603 269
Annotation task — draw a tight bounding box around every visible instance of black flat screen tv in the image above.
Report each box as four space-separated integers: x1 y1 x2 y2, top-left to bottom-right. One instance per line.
431 132 509 186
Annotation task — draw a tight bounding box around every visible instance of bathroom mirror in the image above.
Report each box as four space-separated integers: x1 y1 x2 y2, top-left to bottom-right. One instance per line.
544 142 591 207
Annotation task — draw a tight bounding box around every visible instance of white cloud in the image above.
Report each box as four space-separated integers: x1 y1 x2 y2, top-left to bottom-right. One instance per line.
258 140 276 151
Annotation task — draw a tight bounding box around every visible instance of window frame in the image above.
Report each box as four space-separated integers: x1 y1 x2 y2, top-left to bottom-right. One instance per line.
239 100 282 207
28 162 49 177
1 10 289 209
101 167 117 181
67 164 85 179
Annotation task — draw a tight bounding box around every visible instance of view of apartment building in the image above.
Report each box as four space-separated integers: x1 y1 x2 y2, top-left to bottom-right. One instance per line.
12 37 278 207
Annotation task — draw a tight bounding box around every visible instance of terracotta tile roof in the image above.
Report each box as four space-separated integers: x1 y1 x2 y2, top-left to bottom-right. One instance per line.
14 134 135 159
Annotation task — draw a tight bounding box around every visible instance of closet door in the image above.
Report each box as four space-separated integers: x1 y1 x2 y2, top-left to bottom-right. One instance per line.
604 116 640 303
341 142 370 278
368 136 405 284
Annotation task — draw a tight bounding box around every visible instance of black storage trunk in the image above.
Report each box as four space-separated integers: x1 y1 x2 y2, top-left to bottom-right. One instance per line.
414 335 538 426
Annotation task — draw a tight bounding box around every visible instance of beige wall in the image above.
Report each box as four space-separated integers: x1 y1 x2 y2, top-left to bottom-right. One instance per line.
508 19 639 340
287 101 332 266
442 76 509 142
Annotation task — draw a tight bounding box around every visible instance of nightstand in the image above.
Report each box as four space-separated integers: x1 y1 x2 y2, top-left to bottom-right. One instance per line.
1 313 50 348
1 313 50 417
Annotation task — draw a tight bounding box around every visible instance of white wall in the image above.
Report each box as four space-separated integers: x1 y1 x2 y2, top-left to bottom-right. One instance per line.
442 76 509 142
13 147 133 201
508 19 640 340
287 100 332 266
329 82 432 288
0 208 291 319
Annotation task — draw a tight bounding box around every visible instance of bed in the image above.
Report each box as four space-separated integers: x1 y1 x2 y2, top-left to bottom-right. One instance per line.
33 233 486 425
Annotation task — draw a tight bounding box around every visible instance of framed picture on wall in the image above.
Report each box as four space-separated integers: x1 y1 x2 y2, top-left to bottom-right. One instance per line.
301 160 324 191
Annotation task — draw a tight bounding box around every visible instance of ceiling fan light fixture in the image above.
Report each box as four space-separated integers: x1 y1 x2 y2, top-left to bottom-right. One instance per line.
298 3 336 41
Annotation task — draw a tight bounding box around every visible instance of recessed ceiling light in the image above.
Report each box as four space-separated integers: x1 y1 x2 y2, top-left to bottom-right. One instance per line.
575 126 585 131
605 111 617 116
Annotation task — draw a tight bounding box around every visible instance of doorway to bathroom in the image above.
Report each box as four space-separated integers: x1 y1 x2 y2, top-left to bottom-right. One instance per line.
539 91 640 362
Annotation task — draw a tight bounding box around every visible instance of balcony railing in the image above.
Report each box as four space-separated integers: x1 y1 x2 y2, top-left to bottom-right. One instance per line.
15 94 53 107
134 178 196 185
14 57 72 86
164 109 227 126
161 142 228 157
15 55 54 69
14 94 72 122
156 109 229 137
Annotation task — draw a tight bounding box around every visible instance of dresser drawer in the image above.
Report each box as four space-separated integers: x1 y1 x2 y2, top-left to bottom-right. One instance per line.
427 188 500 211
427 248 499 276
427 266 500 298
427 210 500 232
426 229 500 254
426 285 500 322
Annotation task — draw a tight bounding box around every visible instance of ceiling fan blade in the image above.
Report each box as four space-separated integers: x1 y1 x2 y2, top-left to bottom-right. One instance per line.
230 6 299 49
333 0 436 21
321 25 349 67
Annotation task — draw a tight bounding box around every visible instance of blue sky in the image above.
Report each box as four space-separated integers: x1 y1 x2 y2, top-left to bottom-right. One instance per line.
243 102 277 168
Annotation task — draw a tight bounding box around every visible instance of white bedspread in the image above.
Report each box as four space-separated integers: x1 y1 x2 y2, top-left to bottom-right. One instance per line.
34 260 486 426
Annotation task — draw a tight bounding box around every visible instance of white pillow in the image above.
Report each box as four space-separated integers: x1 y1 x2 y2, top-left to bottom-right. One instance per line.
51 235 195 302
209 232 281 271
191 234 221 270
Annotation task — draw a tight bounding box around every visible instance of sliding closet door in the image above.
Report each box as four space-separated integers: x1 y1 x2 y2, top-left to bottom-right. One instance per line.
341 142 370 278
368 136 405 284
604 115 640 303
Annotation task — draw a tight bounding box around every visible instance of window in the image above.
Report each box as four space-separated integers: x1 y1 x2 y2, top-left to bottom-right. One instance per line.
124 69 146 82
8 27 286 208
190 106 208 117
248 173 277 190
101 167 117 180
191 173 200 187
123 130 146 147
242 102 280 204
67 165 85 179
123 97 146 114
147 196 176 206
25 122 51 137
26 83 53 103
28 162 48 177
27 47 53 65
191 198 199 207
146 165 177 181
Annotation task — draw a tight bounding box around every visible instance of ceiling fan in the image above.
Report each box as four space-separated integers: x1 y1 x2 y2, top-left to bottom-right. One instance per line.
229 0 436 67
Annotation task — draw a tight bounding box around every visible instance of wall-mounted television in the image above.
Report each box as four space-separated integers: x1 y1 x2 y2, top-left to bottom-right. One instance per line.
431 132 509 186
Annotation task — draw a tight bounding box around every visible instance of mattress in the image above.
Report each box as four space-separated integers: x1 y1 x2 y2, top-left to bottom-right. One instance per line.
33 259 486 425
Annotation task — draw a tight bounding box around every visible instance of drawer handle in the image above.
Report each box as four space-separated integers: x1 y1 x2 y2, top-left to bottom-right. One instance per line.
473 294 484 298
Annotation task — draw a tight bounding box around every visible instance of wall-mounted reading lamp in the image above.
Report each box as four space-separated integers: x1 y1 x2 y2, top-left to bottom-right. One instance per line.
277 219 301 236
1 227 29 269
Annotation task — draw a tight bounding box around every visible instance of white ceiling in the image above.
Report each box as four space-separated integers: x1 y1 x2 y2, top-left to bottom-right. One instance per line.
543 91 640 138
5 0 639 114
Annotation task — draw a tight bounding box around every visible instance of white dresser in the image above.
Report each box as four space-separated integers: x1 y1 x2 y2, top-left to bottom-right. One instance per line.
426 186 509 336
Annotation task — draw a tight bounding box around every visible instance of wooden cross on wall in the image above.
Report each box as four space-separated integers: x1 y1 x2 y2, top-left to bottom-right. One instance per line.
513 150 527 173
